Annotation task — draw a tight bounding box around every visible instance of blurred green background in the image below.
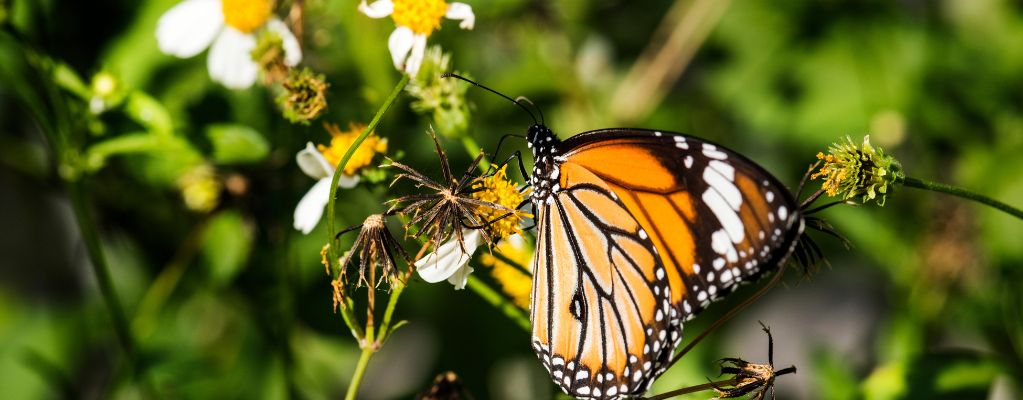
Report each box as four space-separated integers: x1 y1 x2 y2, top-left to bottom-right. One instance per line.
2 0 1023 398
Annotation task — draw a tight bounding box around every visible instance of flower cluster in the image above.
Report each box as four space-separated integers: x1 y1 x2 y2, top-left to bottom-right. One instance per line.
812 135 902 206
294 123 389 234
359 0 475 76
478 235 533 308
157 0 301 89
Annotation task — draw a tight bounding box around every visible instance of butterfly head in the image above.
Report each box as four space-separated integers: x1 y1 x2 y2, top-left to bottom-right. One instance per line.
526 124 557 152
526 124 562 204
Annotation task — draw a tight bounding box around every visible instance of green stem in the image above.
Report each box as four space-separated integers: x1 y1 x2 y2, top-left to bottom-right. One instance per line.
901 176 1023 221
345 346 375 400
377 280 406 340
326 75 410 340
460 135 489 169
343 277 409 400
641 378 734 400
67 179 135 358
466 275 530 331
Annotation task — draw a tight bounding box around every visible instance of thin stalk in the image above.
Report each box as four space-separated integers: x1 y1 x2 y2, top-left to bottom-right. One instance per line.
901 176 1023 221
326 75 410 339
345 346 375 400
67 179 135 359
466 275 531 331
343 263 410 400
460 135 489 169
665 263 788 371
377 280 407 341
641 378 735 400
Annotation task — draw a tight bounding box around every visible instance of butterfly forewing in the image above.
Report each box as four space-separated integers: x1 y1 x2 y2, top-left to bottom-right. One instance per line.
560 129 803 320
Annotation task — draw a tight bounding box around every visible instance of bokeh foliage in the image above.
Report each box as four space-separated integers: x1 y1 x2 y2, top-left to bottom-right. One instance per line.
1 0 1022 398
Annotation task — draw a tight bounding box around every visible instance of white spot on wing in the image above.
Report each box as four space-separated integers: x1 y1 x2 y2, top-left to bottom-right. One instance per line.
702 143 727 160
702 189 745 243
704 166 741 211
673 136 689 150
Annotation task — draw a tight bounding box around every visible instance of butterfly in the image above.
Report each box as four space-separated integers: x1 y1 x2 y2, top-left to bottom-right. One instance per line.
443 73 804 399
523 126 803 399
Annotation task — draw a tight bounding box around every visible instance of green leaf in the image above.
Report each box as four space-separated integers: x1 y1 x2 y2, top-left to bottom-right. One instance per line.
201 210 252 286
205 124 269 165
124 92 174 137
83 132 199 174
50 62 89 100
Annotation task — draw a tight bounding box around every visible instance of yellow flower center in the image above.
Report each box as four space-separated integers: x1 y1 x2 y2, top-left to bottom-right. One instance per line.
470 165 531 240
222 0 274 34
391 0 448 36
318 123 388 176
479 239 533 309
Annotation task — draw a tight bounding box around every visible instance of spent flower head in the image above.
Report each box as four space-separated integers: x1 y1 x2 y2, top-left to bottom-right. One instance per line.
386 128 512 250
278 67 329 124
811 135 902 206
331 214 411 310
406 46 472 137
252 29 289 84
714 323 796 400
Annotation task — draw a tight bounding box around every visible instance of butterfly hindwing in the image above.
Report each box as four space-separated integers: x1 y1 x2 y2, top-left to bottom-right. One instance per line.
530 163 678 399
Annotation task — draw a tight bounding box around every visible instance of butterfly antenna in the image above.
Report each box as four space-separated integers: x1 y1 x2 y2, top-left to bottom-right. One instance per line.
442 73 538 125
515 96 545 125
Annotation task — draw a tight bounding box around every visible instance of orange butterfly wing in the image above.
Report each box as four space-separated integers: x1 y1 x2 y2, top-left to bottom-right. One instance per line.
529 129 802 399
560 129 803 319
530 161 677 398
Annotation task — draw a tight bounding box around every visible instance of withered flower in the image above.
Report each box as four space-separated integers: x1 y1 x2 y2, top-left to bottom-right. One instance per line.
336 214 411 294
386 128 515 251
713 322 796 400
278 67 329 125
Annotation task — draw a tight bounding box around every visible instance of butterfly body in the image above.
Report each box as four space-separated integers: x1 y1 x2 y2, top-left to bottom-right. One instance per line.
525 125 803 399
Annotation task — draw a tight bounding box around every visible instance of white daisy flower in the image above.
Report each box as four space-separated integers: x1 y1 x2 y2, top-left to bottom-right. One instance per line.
293 124 388 234
358 0 475 76
416 229 481 290
156 0 302 89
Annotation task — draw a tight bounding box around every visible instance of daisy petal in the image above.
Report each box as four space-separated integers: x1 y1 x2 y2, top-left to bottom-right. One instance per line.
358 0 394 18
447 265 474 290
445 3 475 30
404 34 428 76
338 173 361 189
387 26 415 72
297 142 334 179
416 229 481 284
207 27 258 89
266 18 302 67
156 0 224 58
294 178 333 234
